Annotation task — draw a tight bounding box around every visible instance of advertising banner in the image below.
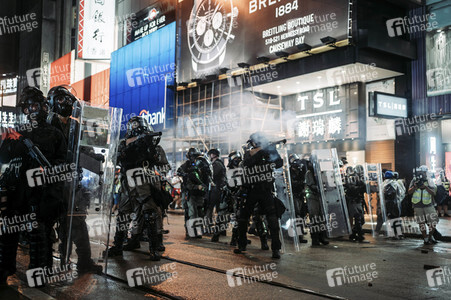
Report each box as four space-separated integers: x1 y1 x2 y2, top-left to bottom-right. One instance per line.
129 3 176 43
109 22 176 133
178 0 350 82
426 27 451 96
78 0 116 59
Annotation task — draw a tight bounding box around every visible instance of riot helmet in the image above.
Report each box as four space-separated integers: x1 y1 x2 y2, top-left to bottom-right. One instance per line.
47 85 77 117
126 116 152 138
247 132 269 148
207 148 220 159
194 155 213 179
17 86 49 123
228 151 242 168
187 147 201 161
288 153 301 165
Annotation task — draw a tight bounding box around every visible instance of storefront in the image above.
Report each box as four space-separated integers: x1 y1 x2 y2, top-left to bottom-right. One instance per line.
175 0 417 170
411 0 451 178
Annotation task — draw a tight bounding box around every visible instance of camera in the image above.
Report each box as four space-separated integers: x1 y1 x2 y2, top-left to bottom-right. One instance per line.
413 168 428 186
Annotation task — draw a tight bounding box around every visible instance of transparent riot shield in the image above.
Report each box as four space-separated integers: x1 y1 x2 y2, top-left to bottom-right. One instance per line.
364 163 386 237
62 101 122 273
311 148 351 238
274 146 301 253
364 163 388 237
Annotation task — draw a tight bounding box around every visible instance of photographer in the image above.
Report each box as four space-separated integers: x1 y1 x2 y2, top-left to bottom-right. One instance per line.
407 165 438 245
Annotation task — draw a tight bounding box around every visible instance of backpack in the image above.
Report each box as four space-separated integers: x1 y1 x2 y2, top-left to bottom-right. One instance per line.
384 183 397 202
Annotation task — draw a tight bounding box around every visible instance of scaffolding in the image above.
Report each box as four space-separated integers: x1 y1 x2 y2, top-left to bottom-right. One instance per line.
172 75 284 165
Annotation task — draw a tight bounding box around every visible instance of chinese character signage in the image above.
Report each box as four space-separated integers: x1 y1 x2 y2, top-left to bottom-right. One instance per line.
130 4 175 43
0 107 19 128
78 0 115 59
369 91 407 118
0 77 17 95
286 84 360 142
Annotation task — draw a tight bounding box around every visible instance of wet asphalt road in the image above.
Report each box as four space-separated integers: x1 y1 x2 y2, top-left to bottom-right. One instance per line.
1 213 450 300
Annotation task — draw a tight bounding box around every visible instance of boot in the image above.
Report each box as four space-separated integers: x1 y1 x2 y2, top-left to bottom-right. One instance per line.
77 260 103 275
103 245 123 257
149 235 161 261
311 232 320 246
123 235 141 251
211 233 220 242
230 228 238 246
319 231 330 245
349 230 357 242
299 235 308 243
260 234 269 250
271 250 281 259
234 246 246 254
157 234 165 252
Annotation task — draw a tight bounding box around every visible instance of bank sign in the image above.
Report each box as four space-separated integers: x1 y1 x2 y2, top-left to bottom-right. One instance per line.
286 84 360 142
109 22 175 134
178 0 350 82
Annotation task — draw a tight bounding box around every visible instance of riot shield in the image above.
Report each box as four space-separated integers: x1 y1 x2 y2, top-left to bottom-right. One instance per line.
364 163 386 237
62 101 122 273
274 146 301 252
311 148 351 238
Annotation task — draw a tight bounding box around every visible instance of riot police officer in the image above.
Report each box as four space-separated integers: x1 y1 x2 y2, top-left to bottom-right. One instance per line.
288 154 308 243
234 132 283 259
226 150 242 246
207 149 227 242
0 87 66 284
185 153 212 238
115 116 170 260
46 86 102 274
344 165 366 242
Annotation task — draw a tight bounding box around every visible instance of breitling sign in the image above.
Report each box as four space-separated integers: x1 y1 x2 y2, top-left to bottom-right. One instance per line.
178 0 349 82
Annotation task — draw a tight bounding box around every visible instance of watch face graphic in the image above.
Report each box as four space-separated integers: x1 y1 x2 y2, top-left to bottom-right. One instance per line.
188 0 236 71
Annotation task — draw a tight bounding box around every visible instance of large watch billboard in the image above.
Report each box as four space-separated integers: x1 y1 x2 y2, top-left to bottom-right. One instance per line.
178 0 350 82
